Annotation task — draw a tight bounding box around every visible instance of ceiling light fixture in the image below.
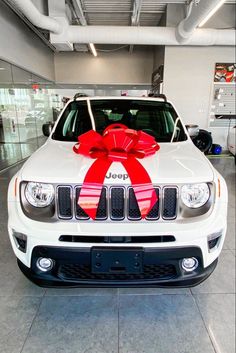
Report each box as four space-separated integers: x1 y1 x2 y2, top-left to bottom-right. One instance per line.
0 67 6 70
198 0 226 27
89 43 97 57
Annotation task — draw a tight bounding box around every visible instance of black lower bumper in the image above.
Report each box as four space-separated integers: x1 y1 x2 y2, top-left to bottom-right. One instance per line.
18 245 218 288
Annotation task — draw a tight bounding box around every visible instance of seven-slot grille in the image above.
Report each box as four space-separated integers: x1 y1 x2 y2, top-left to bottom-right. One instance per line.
57 186 177 221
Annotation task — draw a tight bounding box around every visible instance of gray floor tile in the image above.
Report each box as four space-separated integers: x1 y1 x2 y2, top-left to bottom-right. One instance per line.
119 287 191 295
191 250 235 294
0 256 45 297
194 294 235 353
45 287 118 296
119 294 215 353
0 153 234 353
21 296 118 353
224 221 236 250
227 208 236 223
0 296 41 353
12 273 46 297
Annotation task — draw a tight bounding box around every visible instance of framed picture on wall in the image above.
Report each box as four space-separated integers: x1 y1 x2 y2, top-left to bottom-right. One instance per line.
214 63 236 83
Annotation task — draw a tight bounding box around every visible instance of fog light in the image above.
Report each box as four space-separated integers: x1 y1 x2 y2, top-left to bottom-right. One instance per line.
36 257 54 272
181 257 199 272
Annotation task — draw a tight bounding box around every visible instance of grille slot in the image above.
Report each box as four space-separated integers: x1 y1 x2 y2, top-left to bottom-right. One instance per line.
162 187 177 219
96 188 107 219
128 187 160 220
128 188 141 220
57 186 72 218
75 187 89 219
58 263 177 281
110 187 125 220
146 188 160 220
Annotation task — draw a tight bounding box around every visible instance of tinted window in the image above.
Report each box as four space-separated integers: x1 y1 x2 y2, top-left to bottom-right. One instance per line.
52 99 187 142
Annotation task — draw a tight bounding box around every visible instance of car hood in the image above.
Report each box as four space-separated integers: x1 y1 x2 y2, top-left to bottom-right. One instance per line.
20 139 214 184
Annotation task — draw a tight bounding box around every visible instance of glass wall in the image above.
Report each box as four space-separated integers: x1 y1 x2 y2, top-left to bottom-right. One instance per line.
0 59 63 170
0 58 149 171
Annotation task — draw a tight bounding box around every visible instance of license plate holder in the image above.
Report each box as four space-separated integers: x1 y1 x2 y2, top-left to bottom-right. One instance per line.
91 247 143 274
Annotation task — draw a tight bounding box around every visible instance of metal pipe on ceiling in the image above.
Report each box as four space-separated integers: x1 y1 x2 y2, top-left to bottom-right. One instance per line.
7 0 235 46
66 25 234 45
177 0 227 42
8 0 61 34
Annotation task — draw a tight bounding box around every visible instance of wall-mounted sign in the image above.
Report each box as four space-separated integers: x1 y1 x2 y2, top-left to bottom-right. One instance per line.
152 65 163 87
32 84 39 90
152 65 164 94
214 63 236 83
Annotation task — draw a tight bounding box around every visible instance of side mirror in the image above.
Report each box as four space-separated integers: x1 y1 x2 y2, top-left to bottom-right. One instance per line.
42 122 54 137
185 124 199 138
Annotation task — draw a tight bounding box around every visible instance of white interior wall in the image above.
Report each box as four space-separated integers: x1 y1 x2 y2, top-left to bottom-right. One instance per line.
153 46 165 72
53 88 148 99
153 13 166 72
163 46 235 148
162 3 236 149
166 3 236 28
54 49 153 86
0 1 55 81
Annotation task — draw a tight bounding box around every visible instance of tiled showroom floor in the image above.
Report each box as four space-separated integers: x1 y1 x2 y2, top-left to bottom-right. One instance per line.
0 158 235 353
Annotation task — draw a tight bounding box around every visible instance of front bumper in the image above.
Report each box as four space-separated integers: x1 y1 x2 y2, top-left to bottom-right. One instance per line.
17 245 218 287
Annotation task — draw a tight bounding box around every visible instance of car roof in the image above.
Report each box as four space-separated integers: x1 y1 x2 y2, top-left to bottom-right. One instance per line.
72 96 170 103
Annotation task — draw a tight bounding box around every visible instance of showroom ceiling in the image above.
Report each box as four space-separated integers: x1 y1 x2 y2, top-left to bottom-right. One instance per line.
69 0 235 27
4 0 236 52
74 0 166 26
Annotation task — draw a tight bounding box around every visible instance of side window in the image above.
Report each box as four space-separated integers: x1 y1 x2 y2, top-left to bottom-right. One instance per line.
62 109 78 136
164 111 175 134
172 120 187 142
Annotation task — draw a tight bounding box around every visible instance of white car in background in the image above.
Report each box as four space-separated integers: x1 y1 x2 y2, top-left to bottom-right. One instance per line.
8 96 228 287
228 126 236 163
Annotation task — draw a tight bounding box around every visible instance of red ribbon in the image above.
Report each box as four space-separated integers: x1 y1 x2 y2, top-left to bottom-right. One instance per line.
73 124 160 219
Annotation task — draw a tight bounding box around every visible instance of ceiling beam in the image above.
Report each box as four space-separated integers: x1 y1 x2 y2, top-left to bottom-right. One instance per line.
82 10 165 14
131 0 143 26
70 0 87 25
130 0 143 53
69 0 98 55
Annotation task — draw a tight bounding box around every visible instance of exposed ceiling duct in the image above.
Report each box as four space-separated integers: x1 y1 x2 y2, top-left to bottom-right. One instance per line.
7 0 236 46
65 25 234 45
8 0 61 34
177 0 228 43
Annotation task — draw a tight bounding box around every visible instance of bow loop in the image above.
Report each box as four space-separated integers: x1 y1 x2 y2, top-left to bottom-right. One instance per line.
74 130 104 157
103 127 137 153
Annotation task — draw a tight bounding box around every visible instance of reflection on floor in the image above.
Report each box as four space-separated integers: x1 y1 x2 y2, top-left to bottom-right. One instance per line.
0 158 235 353
0 136 47 170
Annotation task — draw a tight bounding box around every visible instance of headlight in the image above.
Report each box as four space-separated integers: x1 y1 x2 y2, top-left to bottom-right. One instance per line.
181 183 210 208
25 182 54 207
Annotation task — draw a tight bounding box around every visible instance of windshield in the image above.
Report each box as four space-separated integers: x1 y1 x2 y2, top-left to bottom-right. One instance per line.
52 99 187 143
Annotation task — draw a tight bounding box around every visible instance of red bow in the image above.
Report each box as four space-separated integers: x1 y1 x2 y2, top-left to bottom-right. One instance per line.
73 124 160 219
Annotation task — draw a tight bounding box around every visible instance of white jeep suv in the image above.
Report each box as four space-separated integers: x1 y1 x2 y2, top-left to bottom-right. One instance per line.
8 96 228 287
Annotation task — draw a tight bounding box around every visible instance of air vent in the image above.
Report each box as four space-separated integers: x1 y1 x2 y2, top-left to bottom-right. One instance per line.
58 186 72 219
110 187 125 220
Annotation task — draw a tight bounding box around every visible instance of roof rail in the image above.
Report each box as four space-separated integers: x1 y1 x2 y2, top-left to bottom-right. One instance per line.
74 93 88 100
148 93 167 102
